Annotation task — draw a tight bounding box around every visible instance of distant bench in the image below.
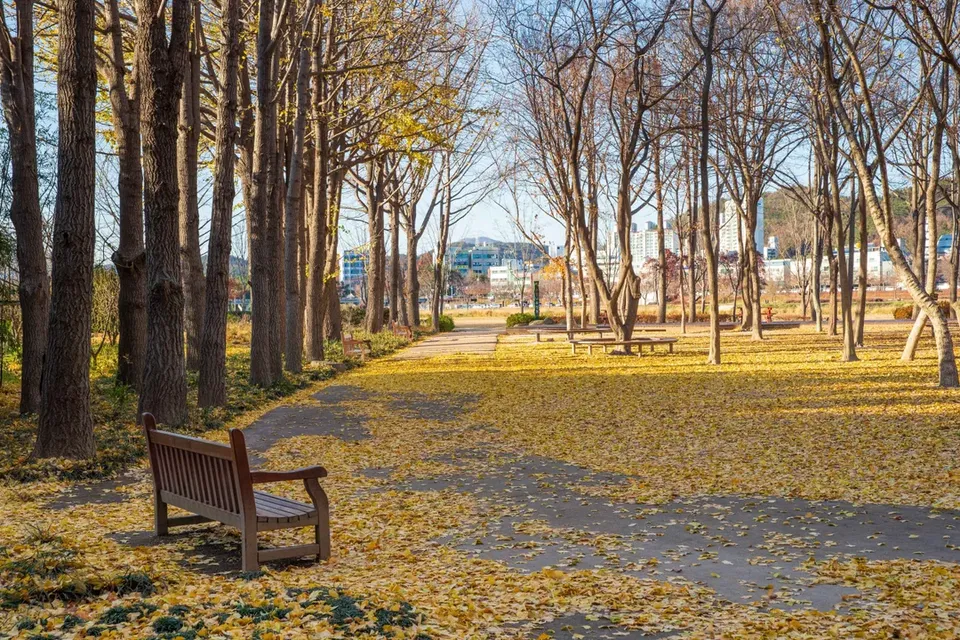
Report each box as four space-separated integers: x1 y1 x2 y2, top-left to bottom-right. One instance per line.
390 322 414 339
532 326 668 342
533 328 608 342
343 333 372 360
143 413 331 572
571 336 678 355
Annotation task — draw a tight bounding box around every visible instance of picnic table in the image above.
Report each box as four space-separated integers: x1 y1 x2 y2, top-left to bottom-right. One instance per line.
532 325 668 342
531 327 611 342
570 336 678 355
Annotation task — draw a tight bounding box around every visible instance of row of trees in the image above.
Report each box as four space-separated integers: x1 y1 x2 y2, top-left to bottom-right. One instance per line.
0 0 492 458
496 0 960 386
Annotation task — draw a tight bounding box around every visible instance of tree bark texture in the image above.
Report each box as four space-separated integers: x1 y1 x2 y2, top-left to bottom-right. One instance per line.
34 0 97 457
134 0 191 425
0 0 50 414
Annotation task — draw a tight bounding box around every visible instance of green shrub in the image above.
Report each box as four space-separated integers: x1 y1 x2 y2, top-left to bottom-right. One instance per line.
893 305 913 320
506 312 535 327
420 314 455 331
341 305 366 328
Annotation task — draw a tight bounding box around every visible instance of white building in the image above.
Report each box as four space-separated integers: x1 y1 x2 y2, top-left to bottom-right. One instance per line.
488 260 525 291
629 221 679 269
719 198 765 255
764 258 793 285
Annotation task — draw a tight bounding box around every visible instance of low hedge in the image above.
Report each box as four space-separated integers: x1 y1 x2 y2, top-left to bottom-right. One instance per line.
506 312 535 327
420 314 455 332
892 300 953 320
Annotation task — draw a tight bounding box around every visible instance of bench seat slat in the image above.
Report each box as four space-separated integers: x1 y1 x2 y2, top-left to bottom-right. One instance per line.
254 491 316 523
159 491 243 527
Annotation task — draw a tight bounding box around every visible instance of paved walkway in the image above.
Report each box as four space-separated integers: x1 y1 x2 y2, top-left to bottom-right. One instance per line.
392 317 501 360
48 323 960 638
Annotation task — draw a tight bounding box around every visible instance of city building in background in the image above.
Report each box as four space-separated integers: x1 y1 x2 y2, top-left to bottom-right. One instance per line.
719 198 764 255
629 221 680 267
341 249 367 286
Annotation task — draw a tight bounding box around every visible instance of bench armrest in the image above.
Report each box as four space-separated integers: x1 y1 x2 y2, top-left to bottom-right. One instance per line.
250 466 328 484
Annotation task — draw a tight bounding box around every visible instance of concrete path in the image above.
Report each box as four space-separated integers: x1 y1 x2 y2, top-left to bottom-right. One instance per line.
392 317 501 360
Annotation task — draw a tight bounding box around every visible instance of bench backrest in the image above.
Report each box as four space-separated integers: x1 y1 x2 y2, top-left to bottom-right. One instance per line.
142 413 254 518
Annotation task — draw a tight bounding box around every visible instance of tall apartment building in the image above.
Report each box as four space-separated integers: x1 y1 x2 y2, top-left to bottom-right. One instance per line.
719 198 764 255
629 221 679 267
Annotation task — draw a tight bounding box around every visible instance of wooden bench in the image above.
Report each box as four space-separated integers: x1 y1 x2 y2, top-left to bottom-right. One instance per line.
533 328 609 342
390 322 414 339
571 336 678 355
342 333 372 360
142 413 331 572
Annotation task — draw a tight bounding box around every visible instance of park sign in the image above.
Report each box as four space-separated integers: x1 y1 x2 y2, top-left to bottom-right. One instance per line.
533 280 540 319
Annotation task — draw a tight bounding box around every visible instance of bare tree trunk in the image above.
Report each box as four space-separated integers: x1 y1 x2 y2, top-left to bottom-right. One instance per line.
178 15 204 371
856 192 867 346
565 228 575 330
283 45 310 373
300 145 311 331
270 104 285 379
198 0 240 407
305 46 328 361
903 91 946 361
747 199 763 341
832 169 857 361
99 0 145 392
431 168 451 333
135 0 191 425
695 30 722 360
389 195 401 323
812 219 824 332
405 221 420 326
34 0 96 457
249 0 280 386
687 151 698 323
322 170 343 340
365 159 386 333
654 140 667 324
574 228 588 327
0 0 50 414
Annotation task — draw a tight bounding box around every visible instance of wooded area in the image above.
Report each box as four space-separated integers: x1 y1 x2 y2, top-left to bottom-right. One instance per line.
1 0 960 462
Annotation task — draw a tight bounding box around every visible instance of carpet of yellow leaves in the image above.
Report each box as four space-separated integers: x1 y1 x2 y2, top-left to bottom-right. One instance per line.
2 325 960 638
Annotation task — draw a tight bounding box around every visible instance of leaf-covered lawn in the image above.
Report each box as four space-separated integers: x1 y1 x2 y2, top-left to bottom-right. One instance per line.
2 325 960 638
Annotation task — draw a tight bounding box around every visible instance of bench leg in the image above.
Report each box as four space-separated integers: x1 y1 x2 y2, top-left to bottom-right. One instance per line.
669 343 673 353
571 343 576 355
154 496 168 536
241 527 259 572
305 478 331 561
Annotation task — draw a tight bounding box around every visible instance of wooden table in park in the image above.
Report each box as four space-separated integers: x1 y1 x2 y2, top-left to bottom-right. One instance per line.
570 336 679 355
532 327 610 342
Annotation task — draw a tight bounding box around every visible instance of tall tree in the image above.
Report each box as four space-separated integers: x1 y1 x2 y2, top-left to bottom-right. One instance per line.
198 0 242 407
689 0 725 362
179 7 205 372
99 0 146 390
283 43 312 373
0 0 50 414
33 0 96 457
135 0 192 424
248 0 285 386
